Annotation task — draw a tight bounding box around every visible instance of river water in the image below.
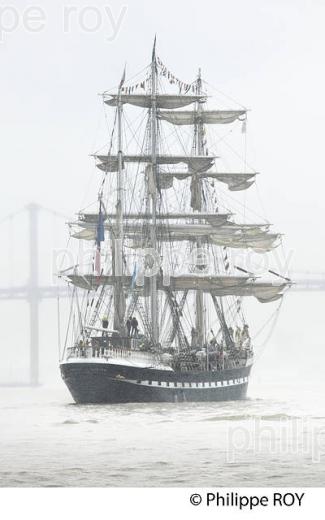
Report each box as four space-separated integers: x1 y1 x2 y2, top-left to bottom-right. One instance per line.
0 293 324 487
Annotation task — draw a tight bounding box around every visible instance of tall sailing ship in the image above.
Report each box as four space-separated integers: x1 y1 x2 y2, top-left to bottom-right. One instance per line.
59 41 291 403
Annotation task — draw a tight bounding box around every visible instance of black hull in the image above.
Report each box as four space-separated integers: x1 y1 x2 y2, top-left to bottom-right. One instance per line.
60 361 252 404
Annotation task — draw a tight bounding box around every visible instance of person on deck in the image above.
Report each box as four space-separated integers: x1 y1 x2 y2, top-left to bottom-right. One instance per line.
191 327 199 348
241 324 251 349
102 316 109 329
131 316 139 337
235 326 242 347
126 317 132 337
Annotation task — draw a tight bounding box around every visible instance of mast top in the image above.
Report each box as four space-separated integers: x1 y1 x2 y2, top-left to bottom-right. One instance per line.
119 66 126 91
152 35 157 63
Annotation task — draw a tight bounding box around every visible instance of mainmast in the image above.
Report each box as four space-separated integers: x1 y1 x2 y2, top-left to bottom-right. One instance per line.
150 37 159 345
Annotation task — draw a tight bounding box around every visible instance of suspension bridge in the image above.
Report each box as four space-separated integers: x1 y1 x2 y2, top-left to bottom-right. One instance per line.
0 203 323 387
0 203 70 386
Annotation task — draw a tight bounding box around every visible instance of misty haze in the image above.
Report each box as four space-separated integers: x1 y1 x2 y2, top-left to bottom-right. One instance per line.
0 0 324 489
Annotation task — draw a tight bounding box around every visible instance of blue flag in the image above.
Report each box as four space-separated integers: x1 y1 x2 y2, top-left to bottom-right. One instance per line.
96 202 105 246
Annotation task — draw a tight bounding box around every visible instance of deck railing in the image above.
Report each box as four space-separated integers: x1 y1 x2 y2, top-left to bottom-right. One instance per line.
67 342 155 365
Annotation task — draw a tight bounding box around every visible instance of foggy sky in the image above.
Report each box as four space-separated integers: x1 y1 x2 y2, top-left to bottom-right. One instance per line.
1 0 324 272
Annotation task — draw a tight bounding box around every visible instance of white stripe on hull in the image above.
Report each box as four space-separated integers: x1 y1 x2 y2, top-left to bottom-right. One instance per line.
115 376 249 389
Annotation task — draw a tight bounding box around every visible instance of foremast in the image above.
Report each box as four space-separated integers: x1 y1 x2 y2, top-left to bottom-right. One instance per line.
113 70 126 334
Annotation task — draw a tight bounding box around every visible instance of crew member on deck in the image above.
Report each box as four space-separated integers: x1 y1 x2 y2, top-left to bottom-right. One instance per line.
101 316 109 337
242 324 251 349
191 327 198 348
126 316 132 337
131 316 139 337
235 326 242 347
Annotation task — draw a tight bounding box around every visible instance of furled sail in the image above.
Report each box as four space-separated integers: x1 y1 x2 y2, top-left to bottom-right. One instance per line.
78 212 231 226
95 154 216 173
95 166 256 191
73 221 269 236
158 171 256 191
71 220 280 252
210 282 288 303
158 109 246 125
71 228 97 240
66 273 289 303
104 94 206 109
208 172 255 191
210 233 281 252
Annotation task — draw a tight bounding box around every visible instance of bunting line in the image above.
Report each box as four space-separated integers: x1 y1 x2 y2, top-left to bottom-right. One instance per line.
156 56 195 93
118 56 196 95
